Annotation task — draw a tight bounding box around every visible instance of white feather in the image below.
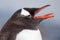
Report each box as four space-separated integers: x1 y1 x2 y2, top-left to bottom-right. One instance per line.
16 29 42 40
21 8 30 16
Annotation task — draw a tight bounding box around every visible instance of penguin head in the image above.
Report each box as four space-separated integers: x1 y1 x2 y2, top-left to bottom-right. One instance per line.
11 5 53 27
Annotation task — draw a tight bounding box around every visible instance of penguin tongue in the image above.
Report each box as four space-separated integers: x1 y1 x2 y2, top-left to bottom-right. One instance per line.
33 13 54 19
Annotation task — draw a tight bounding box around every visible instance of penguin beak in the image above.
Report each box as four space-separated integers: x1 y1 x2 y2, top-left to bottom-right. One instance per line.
33 5 54 19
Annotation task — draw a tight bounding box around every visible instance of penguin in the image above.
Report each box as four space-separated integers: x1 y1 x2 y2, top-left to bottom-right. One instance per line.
0 5 53 40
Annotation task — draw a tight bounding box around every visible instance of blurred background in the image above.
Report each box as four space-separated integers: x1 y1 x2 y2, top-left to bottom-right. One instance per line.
0 0 60 40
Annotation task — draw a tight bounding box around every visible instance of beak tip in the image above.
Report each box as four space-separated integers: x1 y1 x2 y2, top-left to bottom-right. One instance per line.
46 5 51 6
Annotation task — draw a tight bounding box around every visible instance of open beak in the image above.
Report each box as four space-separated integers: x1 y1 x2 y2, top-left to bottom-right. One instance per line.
33 5 54 19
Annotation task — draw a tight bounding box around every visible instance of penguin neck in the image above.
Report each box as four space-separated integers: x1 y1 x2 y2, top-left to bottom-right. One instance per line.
19 17 40 30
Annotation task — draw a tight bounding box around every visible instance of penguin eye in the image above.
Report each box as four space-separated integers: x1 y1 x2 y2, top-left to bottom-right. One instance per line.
20 8 30 16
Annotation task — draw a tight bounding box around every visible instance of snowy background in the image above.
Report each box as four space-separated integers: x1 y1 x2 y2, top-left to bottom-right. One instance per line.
0 0 60 40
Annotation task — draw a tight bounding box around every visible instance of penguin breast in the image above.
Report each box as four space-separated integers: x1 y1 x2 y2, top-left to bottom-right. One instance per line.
16 29 42 40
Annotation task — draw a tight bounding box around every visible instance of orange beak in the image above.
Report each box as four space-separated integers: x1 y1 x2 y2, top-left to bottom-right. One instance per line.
34 13 54 19
33 5 54 19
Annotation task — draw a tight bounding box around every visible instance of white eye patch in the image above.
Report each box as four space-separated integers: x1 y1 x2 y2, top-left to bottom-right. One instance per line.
20 8 30 16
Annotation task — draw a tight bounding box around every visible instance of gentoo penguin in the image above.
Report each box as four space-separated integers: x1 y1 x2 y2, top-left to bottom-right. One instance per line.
0 5 53 40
